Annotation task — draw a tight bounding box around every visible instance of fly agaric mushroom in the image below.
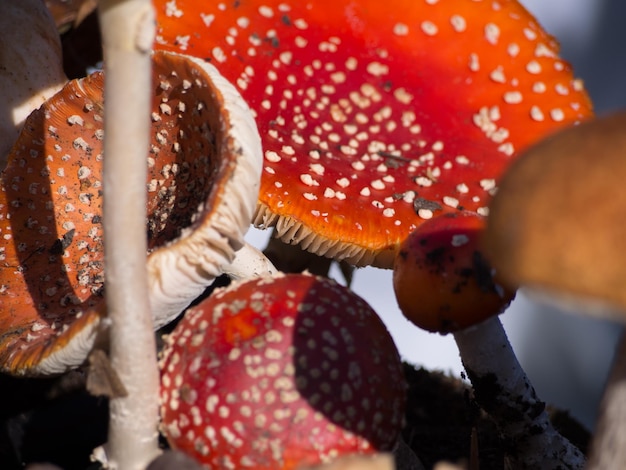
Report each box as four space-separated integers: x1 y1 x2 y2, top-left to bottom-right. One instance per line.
0 49 262 375
154 0 592 268
1 0 67 165
393 212 584 468
483 111 626 470
159 273 407 469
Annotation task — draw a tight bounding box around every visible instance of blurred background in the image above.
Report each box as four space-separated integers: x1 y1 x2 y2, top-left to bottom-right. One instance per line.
246 0 626 431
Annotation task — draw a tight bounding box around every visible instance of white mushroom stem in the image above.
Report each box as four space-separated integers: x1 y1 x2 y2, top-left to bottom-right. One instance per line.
587 332 626 469
296 454 394 470
98 1 160 469
453 316 585 469
222 240 279 280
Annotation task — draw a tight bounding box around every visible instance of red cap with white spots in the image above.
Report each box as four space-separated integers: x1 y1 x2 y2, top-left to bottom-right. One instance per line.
155 0 593 268
159 273 406 469
0 50 261 375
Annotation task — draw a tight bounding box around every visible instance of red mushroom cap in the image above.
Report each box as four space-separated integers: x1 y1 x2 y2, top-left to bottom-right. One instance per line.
154 0 593 268
393 211 514 333
159 273 406 469
0 50 261 375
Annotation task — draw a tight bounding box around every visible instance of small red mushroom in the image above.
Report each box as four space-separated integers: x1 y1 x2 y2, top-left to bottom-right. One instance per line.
154 0 592 267
159 273 406 469
393 211 514 333
0 50 262 375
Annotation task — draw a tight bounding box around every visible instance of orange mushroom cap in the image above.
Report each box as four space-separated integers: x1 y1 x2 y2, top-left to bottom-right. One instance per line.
160 273 406 469
0 50 261 375
393 211 514 333
154 0 593 268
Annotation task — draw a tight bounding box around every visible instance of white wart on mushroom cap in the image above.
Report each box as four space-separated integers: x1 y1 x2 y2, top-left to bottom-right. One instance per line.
155 0 592 268
159 273 406 469
0 50 261 375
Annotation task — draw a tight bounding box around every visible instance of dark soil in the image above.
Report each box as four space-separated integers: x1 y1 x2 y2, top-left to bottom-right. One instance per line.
0 360 589 470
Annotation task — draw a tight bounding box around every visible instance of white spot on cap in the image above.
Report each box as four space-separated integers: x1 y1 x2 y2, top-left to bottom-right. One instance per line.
507 43 520 57
450 15 466 32
490 67 506 83
351 161 365 171
485 23 500 44
480 179 496 191
418 209 433 219
526 60 542 74
78 166 91 179
67 115 84 126
265 150 281 162
451 234 469 247
421 21 438 36
530 106 544 121
300 174 319 186
523 27 538 41
503 91 523 104
212 46 226 63
393 23 409 36
294 18 308 30
468 53 480 72
443 196 459 208
550 108 565 122
258 5 274 17
533 81 547 93
366 62 389 76
309 163 325 176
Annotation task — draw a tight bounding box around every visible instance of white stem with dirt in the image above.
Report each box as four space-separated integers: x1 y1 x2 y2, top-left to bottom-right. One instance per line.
453 316 585 469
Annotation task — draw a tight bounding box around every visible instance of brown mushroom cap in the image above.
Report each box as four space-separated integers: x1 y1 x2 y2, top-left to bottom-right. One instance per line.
0 50 261 375
484 111 626 314
1 0 67 164
159 273 406 469
154 0 592 268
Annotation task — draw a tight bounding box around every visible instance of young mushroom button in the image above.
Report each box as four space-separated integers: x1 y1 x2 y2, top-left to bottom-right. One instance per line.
159 273 407 470
155 0 592 268
393 211 514 333
0 50 262 376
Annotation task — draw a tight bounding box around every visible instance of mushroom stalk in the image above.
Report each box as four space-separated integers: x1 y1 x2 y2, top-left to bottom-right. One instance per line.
296 454 395 470
98 1 160 468
453 316 585 469
222 240 279 280
586 331 626 469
